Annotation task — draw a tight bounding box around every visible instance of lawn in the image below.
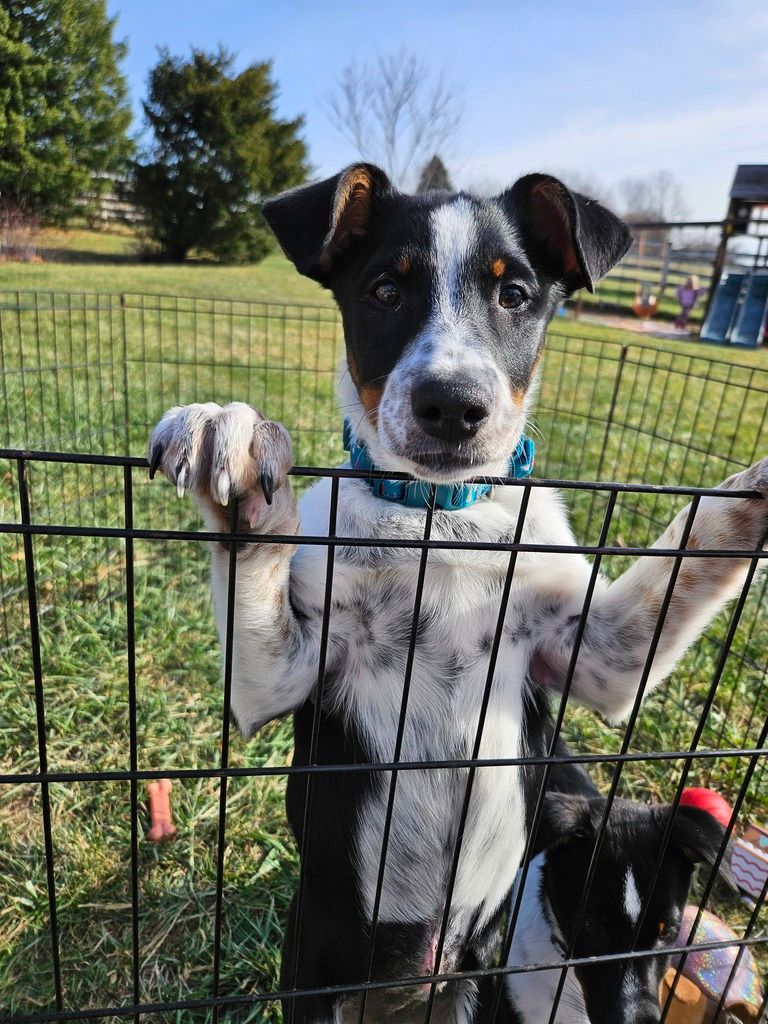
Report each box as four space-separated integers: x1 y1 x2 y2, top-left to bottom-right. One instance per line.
0 229 332 306
0 240 767 1021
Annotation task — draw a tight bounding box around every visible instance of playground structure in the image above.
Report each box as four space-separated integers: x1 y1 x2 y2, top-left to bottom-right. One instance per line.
578 165 768 345
702 166 768 347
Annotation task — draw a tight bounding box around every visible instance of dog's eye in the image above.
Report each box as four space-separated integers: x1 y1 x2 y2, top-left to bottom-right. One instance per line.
372 280 400 307
499 284 527 310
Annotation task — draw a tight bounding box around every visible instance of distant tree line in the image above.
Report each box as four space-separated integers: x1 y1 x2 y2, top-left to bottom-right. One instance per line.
1 2 308 262
134 48 308 262
0 0 133 223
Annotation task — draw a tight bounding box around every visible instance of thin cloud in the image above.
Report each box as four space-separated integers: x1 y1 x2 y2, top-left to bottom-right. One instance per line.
457 94 768 217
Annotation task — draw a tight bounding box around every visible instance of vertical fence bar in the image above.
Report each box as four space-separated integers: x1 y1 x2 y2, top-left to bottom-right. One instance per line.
488 488 620 1024
211 501 240 1022
121 294 131 456
288 474 340 1018
710 868 768 1021
356 487 437 1024
657 553 763 1024
586 344 627 528
17 457 63 1010
544 492 704 1024
421 483 533 1024
123 465 141 1020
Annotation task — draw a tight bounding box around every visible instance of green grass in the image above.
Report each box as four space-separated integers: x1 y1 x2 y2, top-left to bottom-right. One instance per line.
1 229 331 306
0 253 767 1020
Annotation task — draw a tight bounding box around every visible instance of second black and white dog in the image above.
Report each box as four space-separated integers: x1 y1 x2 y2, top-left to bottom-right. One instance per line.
148 165 768 1023
502 743 734 1024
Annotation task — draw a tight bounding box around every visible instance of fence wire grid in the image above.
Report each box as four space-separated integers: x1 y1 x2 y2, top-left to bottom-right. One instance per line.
0 290 767 1023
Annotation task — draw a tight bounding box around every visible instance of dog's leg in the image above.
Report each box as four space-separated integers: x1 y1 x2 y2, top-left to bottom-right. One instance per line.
148 402 320 734
280 894 344 1024
530 458 768 722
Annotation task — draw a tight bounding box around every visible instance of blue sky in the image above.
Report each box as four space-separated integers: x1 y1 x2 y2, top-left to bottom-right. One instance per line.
108 0 768 218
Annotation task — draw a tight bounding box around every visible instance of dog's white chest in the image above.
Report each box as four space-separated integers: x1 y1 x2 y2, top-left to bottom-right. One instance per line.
291 479 546 936
351 615 528 933
506 858 589 1024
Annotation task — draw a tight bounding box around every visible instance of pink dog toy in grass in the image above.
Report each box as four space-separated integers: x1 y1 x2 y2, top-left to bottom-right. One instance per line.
146 779 177 842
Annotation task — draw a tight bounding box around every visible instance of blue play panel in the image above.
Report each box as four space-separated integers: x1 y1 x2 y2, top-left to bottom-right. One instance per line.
731 273 768 346
701 271 768 346
701 272 746 343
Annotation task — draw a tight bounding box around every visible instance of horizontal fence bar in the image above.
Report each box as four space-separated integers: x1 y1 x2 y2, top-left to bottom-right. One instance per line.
1 448 763 499
2 520 766 559
0 289 338 316
2 517 767 563
4 933 765 1024
2 744 767 785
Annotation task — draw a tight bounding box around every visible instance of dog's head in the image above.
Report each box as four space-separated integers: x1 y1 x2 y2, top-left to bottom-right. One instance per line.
263 165 631 482
539 795 734 1024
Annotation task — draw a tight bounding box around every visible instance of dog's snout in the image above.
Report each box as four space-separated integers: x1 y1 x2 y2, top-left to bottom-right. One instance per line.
410 377 492 442
631 1009 660 1024
618 997 661 1024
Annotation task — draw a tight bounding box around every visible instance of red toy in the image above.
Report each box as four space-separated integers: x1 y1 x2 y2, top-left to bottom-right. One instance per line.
679 788 732 829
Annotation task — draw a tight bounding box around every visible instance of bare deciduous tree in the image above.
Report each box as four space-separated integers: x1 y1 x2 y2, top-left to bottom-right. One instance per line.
617 170 690 223
327 51 462 189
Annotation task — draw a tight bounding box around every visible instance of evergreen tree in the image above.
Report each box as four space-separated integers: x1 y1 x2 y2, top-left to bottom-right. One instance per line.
134 49 309 263
0 0 133 222
417 155 453 193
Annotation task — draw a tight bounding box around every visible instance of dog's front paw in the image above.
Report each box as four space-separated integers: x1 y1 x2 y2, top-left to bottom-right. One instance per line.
148 402 295 529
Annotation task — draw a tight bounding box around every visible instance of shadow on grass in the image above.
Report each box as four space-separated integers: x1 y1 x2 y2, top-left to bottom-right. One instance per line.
38 247 138 265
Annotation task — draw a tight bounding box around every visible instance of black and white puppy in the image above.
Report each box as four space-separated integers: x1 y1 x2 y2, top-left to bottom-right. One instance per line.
148 165 768 1024
503 745 734 1024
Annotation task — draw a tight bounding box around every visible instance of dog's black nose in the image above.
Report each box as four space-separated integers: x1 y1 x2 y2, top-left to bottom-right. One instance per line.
411 377 492 442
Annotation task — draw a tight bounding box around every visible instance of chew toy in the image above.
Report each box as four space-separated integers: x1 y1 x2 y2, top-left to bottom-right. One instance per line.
661 906 762 1023
146 779 177 842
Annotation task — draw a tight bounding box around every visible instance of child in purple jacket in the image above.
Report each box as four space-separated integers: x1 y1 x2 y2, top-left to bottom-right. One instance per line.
675 275 701 329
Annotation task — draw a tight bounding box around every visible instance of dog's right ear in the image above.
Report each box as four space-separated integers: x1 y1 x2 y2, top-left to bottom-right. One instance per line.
668 804 737 891
537 792 594 851
262 163 392 285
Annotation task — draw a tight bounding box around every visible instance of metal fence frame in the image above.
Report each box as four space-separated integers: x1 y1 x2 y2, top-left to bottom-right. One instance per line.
0 292 766 1023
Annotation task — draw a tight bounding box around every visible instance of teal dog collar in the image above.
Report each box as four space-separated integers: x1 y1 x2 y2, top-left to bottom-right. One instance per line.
342 418 534 511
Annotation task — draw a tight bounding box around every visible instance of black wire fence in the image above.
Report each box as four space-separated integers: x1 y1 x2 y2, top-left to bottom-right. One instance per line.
0 290 766 1022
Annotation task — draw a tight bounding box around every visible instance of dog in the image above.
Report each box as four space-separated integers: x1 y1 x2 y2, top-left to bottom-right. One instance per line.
147 164 768 1023
501 739 734 1024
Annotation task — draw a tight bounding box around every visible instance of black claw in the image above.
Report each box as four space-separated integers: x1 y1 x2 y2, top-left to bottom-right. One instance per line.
148 445 162 479
260 470 274 505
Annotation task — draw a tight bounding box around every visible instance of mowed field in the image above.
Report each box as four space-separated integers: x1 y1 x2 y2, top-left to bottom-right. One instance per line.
1 232 767 1020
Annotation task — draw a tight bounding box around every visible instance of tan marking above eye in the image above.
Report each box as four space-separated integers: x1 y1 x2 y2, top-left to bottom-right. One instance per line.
658 922 667 936
491 258 506 279
395 255 411 275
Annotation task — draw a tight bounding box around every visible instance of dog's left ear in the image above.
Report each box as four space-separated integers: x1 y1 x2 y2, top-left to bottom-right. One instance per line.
668 805 737 891
499 174 632 293
262 163 392 285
